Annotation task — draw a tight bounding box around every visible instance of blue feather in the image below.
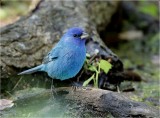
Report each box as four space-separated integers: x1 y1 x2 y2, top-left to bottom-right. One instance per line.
18 65 44 75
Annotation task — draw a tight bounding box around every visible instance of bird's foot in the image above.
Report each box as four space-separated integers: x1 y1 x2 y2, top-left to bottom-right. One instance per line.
71 82 92 92
71 82 82 92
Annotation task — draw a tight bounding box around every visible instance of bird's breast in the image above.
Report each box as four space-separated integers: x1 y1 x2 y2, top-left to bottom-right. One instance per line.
55 47 86 80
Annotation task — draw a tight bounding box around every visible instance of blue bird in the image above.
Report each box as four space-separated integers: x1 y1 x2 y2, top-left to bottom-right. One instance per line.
18 27 89 80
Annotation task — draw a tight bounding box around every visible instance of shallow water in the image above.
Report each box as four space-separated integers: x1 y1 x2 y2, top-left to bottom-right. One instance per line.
1 89 72 118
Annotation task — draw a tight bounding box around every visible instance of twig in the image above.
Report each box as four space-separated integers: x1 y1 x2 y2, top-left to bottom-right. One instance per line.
11 77 22 91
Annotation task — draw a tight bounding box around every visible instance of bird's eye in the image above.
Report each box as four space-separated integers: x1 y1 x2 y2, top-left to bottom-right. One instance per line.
73 34 78 37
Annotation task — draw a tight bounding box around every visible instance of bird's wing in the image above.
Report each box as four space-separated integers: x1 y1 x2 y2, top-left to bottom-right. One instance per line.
42 46 62 64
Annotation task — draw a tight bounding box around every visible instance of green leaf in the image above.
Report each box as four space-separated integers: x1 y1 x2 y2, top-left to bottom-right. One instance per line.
86 53 91 58
83 74 95 87
138 3 158 18
99 59 112 74
88 66 97 72
85 58 89 64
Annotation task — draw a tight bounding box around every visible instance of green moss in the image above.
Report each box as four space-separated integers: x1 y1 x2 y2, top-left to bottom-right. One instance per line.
130 95 143 102
138 1 158 18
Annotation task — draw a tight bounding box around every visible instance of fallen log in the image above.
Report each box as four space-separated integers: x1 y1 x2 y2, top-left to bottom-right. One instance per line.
3 87 157 117
56 87 159 117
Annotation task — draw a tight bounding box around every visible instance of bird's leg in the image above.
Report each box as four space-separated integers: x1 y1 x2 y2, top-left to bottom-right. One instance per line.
116 85 121 93
50 79 57 98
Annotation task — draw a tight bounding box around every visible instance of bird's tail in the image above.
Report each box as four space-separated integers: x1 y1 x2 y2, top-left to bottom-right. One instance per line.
18 65 44 75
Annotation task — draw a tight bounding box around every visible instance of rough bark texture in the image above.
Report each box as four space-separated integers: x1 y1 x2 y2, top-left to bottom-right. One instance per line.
57 87 159 118
0 0 119 78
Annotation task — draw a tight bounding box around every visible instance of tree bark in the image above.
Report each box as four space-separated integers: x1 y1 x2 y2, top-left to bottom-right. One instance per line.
0 0 120 78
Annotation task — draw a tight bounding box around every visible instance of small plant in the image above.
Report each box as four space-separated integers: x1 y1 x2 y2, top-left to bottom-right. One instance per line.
83 53 112 88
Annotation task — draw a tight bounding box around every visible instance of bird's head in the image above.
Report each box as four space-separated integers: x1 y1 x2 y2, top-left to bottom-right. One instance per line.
64 27 89 42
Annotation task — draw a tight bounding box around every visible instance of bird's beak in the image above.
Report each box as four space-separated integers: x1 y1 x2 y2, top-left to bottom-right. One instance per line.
81 32 89 39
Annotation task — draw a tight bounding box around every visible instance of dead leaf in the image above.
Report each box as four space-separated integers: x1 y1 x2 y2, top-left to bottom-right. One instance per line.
0 99 14 110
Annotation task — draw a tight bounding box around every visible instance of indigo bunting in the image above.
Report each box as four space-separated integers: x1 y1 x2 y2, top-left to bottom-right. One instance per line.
18 27 89 80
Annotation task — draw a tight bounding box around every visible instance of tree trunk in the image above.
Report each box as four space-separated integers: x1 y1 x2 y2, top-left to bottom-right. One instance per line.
0 0 120 78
